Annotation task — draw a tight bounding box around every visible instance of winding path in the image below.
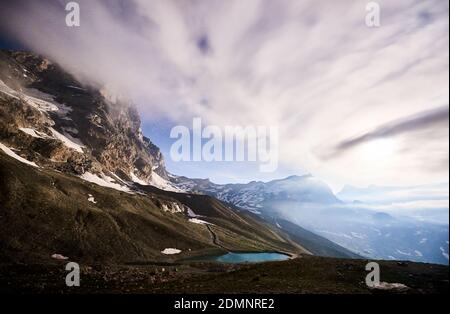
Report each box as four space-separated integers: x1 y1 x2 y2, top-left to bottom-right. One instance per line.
205 224 229 251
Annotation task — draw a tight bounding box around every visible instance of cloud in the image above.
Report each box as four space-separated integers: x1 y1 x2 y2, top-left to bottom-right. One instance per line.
326 105 449 158
0 0 448 189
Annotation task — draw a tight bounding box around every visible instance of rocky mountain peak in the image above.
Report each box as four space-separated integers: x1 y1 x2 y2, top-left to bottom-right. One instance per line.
0 50 169 188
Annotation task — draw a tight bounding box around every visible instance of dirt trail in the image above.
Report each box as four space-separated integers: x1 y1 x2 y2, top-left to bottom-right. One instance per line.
206 224 229 251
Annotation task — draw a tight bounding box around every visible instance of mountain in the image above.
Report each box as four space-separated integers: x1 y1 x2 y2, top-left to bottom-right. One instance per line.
0 50 174 189
334 183 449 264
0 49 359 264
174 173 449 265
172 174 340 213
0 49 292 262
1 151 304 263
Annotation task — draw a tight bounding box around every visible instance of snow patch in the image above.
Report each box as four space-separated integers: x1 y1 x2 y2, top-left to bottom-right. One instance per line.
319 230 353 239
51 253 68 260
109 172 127 185
87 194 97 204
19 127 48 139
0 81 72 119
161 248 181 255
396 249 411 256
22 90 59 112
371 282 409 292
50 128 84 153
189 218 212 225
150 172 184 192
55 103 73 119
186 207 198 218
80 172 132 193
440 247 449 260
130 172 148 185
350 232 365 239
0 79 20 99
0 143 39 167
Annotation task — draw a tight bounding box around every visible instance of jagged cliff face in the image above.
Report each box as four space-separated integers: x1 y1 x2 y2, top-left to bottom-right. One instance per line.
0 50 167 184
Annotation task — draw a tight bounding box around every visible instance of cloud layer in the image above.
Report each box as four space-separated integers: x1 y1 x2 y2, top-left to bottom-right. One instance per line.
0 0 448 189
328 105 449 158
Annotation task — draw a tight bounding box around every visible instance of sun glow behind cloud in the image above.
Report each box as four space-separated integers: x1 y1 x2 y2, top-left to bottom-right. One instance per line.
360 139 397 163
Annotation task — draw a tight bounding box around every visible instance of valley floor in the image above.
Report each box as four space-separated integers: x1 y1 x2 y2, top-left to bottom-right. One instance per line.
0 255 448 294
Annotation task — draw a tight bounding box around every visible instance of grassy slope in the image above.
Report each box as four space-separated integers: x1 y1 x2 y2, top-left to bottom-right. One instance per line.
136 186 304 254
261 216 362 259
139 185 361 258
0 150 364 265
0 152 303 264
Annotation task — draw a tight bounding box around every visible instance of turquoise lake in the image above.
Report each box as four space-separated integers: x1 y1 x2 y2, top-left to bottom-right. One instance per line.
196 252 290 263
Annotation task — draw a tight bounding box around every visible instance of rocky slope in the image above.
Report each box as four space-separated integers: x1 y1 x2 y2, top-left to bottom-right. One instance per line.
0 50 173 189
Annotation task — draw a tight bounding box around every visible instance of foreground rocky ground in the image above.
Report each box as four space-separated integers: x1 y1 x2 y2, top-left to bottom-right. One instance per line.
0 255 448 294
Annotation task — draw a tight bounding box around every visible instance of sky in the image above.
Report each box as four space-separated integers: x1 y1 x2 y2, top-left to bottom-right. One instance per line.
0 0 448 191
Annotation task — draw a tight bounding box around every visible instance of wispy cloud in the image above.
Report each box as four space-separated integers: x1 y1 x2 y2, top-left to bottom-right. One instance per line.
326 105 449 158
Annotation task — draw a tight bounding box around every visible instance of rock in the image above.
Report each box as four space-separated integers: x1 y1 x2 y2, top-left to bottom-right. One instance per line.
371 282 410 292
51 253 68 260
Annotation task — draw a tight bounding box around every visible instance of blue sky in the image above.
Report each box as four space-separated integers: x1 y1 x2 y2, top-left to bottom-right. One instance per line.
141 119 302 185
0 33 24 51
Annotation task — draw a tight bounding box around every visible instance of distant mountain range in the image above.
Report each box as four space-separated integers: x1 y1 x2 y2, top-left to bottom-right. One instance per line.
173 175 449 265
173 174 340 213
